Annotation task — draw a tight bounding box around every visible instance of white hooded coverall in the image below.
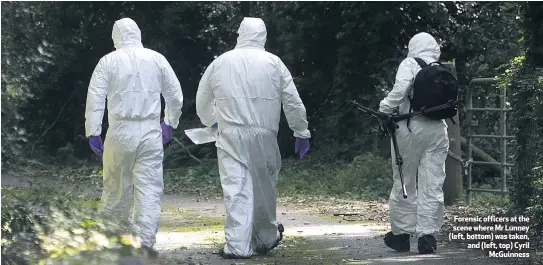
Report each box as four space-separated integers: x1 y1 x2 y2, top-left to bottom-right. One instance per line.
84 18 183 247
196 17 311 257
379 32 449 238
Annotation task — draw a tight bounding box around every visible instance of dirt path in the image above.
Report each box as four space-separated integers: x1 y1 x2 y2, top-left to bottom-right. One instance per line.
156 194 515 265
1 171 517 265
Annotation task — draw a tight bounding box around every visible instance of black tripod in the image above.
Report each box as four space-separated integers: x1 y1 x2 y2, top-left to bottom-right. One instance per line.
351 100 456 199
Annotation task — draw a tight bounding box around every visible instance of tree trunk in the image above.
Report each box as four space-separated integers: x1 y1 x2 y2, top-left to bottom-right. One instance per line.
444 115 462 206
443 60 463 206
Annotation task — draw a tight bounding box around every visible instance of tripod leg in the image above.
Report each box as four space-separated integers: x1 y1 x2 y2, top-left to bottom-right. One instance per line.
390 130 408 199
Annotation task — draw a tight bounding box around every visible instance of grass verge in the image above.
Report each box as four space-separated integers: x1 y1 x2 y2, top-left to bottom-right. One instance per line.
160 208 224 233
163 152 394 202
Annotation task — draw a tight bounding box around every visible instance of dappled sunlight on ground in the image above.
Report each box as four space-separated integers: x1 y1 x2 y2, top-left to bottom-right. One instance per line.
1 172 522 265
155 195 514 265
156 228 511 265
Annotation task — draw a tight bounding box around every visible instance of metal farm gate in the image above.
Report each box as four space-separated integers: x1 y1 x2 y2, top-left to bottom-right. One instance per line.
465 78 515 204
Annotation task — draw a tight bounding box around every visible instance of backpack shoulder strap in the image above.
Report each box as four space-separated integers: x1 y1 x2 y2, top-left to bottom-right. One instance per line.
413 57 428 68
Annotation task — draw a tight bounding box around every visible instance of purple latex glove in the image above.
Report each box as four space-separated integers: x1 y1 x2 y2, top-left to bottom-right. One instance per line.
161 122 173 144
89 136 104 157
211 123 218 129
294 138 311 160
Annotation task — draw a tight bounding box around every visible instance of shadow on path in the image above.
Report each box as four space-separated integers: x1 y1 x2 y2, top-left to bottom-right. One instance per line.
157 226 512 265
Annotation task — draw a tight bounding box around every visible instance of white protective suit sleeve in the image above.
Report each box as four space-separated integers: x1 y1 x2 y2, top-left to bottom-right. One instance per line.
279 60 311 139
85 58 109 137
379 59 414 114
196 63 217 127
160 56 184 129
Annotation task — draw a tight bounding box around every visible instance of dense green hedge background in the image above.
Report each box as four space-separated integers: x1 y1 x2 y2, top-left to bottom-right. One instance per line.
1 1 542 263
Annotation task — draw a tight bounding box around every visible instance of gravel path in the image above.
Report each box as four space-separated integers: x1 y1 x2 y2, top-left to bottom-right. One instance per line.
1 171 519 265
156 194 516 265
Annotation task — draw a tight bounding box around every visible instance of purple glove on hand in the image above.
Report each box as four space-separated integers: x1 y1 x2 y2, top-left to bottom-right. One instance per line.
89 136 104 157
161 122 173 145
294 138 311 160
211 123 218 129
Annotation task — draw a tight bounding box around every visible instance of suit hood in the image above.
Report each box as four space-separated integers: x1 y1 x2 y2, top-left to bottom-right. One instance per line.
407 32 440 62
235 17 267 50
112 18 143 49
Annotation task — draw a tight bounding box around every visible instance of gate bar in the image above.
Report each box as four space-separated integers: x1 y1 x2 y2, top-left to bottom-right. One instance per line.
466 77 514 204
467 134 515 139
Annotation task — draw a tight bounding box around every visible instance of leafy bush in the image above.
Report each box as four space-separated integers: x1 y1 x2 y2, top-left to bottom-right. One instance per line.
163 159 222 196
163 152 392 201
278 153 392 200
506 40 543 252
527 167 543 247
510 72 543 227
1 187 144 265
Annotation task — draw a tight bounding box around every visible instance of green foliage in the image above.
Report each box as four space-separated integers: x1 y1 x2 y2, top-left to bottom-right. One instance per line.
510 73 542 198
445 2 524 82
1 187 143 265
527 167 543 239
161 153 392 201
510 70 543 241
1 1 526 166
497 56 526 86
508 2 543 251
163 159 222 196
278 153 392 200
2 0 541 255
467 188 511 210
0 1 239 162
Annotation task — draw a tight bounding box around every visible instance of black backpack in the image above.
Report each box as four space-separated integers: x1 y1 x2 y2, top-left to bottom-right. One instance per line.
408 58 459 122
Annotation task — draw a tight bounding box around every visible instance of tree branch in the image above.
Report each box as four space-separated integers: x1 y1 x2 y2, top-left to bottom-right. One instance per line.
172 136 202 164
31 89 77 154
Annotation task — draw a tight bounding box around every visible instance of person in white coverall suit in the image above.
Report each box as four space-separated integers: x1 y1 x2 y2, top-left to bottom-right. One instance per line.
196 17 312 259
84 18 183 255
379 32 449 254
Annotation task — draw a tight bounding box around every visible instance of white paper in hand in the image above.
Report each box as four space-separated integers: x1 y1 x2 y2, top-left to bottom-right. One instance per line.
184 127 218 145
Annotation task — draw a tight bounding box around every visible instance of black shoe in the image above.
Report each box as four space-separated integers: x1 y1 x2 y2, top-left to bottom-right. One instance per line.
383 231 410 252
255 223 285 255
418 234 437 254
217 248 251 259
